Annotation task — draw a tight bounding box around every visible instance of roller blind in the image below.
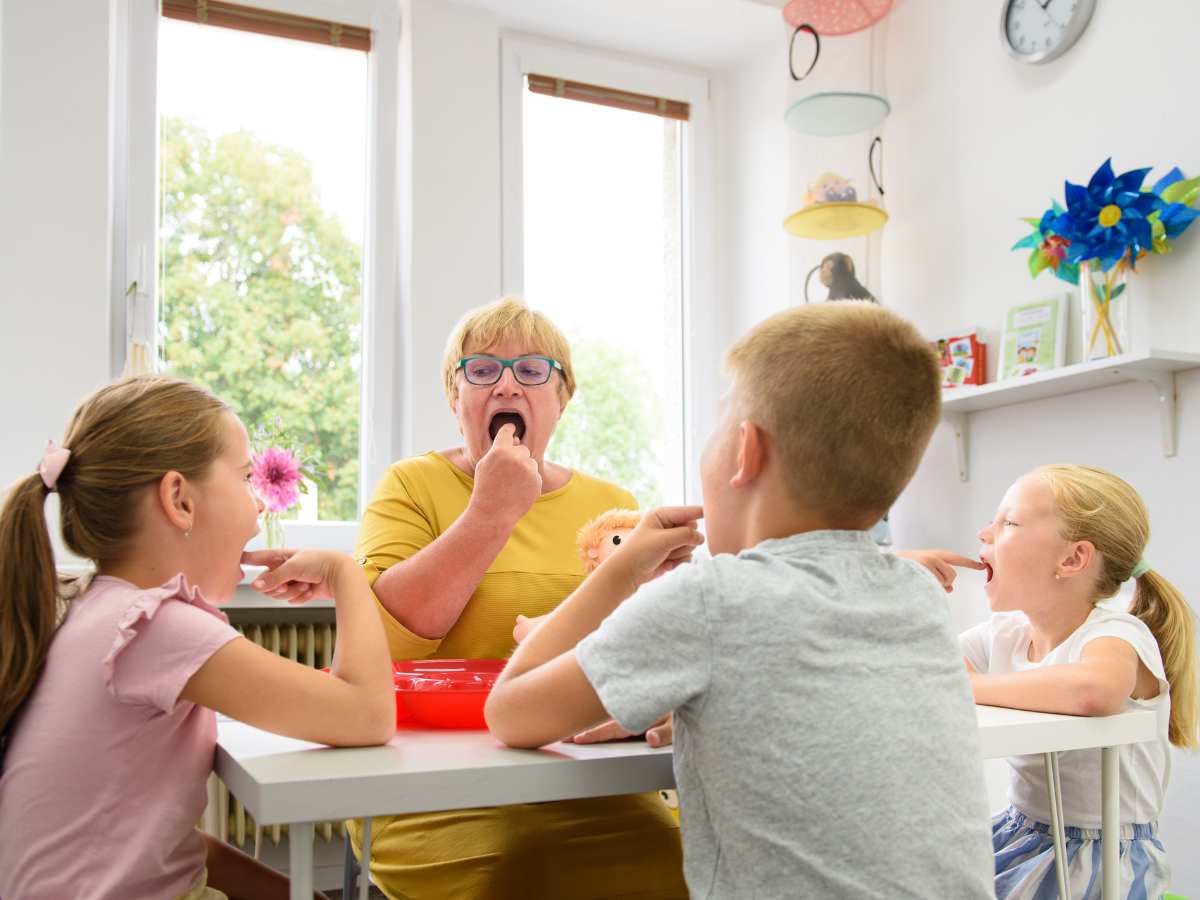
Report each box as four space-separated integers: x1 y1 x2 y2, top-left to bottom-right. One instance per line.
527 74 689 121
162 0 371 52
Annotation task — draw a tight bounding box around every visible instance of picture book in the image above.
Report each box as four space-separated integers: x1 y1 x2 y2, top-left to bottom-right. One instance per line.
927 328 987 389
1000 295 1068 380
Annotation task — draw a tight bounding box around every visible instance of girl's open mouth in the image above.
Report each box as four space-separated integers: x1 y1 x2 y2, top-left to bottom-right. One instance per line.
983 561 994 584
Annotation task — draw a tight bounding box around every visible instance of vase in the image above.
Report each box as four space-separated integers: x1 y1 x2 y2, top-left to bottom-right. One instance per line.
262 511 285 549
1079 257 1132 362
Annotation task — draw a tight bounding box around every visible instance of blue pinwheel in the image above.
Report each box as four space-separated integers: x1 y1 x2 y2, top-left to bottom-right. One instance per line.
1048 159 1160 272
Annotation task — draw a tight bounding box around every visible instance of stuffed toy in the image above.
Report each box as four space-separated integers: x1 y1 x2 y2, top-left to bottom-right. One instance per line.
513 508 642 644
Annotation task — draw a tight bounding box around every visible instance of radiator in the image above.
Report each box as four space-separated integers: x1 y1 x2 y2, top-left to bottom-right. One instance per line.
206 622 344 849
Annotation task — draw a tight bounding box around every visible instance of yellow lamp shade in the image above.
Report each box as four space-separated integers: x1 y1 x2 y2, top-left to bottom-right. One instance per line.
783 201 888 240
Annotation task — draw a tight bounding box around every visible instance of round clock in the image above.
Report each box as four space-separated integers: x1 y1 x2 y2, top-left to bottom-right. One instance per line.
1000 0 1096 64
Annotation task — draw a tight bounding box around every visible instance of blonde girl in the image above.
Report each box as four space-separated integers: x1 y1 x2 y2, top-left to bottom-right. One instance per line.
946 464 1196 900
0 375 393 900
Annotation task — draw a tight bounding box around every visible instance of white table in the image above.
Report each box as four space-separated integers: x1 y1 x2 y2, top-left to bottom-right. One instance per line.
215 721 674 900
976 705 1157 900
217 706 1157 900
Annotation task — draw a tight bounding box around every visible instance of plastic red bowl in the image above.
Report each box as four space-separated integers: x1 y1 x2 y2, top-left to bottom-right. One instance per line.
392 659 506 729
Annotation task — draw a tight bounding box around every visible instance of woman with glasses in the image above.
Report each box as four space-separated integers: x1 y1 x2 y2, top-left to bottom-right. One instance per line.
349 295 687 900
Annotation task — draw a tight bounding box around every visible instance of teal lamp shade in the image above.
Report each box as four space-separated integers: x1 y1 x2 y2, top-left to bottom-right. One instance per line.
784 91 890 135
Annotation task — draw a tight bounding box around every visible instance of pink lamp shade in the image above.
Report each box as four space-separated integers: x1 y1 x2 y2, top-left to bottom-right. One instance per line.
783 0 892 36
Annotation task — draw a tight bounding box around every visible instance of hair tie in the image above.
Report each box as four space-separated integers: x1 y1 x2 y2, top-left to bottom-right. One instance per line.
37 440 71 492
1130 556 1151 580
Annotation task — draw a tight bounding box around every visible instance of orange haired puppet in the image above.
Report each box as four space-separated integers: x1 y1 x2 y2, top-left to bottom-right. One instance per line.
513 508 643 644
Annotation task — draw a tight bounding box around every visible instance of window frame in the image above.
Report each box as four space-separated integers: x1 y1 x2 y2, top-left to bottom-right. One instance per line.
499 34 719 505
119 0 399 543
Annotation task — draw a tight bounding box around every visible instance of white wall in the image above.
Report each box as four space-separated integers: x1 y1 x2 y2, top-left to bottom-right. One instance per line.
0 0 114 490
717 1 1200 893
397 0 502 458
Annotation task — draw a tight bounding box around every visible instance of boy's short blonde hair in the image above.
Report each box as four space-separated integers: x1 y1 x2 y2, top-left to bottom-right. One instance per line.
723 302 941 519
442 295 576 407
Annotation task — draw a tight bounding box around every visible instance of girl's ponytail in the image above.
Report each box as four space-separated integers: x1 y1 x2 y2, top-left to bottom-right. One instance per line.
0 375 231 737
1131 569 1198 749
1037 464 1199 750
0 475 60 734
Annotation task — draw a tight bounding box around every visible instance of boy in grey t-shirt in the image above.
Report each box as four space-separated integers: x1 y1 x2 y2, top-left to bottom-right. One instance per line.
485 303 994 900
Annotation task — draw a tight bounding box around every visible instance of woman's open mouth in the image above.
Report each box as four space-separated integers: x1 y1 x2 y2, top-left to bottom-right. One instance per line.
489 412 527 443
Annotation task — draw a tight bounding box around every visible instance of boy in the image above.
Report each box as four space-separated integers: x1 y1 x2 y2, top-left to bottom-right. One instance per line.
485 302 994 899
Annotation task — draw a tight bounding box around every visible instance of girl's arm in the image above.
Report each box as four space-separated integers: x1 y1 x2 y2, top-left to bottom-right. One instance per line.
969 636 1152 717
179 550 394 746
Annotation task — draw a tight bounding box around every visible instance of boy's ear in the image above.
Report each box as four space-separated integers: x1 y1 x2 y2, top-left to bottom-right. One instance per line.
730 421 766 489
1058 540 1097 579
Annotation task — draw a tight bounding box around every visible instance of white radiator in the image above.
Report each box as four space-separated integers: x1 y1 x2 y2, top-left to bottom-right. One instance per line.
205 622 344 849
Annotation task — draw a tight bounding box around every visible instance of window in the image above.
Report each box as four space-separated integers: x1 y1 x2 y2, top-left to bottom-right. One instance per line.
156 13 369 521
518 73 687 509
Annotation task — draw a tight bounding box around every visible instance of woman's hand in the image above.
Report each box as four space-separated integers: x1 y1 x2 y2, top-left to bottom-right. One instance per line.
242 548 351 604
564 712 673 748
469 423 542 528
893 549 984 593
610 506 706 590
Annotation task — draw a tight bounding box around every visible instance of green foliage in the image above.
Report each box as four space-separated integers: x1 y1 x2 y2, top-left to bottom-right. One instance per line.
548 338 663 509
159 117 361 520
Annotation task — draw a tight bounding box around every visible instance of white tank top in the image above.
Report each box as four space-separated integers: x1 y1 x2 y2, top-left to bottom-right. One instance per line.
960 607 1171 829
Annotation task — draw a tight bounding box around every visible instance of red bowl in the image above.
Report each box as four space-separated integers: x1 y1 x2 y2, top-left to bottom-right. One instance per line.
392 659 507 729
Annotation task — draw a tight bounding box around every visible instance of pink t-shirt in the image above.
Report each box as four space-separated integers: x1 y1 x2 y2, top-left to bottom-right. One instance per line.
0 574 241 900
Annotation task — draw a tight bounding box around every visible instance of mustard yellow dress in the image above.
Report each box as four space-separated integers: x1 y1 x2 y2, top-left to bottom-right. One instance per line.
350 452 687 900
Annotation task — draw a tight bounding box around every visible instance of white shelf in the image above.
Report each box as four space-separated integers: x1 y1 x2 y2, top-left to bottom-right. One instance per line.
940 349 1200 481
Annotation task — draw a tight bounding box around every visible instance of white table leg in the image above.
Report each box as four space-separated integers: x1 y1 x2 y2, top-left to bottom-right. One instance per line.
359 817 372 900
290 822 313 900
1044 753 1069 900
1101 747 1119 900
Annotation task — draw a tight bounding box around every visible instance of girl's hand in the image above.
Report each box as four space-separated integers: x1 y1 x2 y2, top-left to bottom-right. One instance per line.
242 549 349 604
564 712 673 748
894 549 984 593
610 506 705 589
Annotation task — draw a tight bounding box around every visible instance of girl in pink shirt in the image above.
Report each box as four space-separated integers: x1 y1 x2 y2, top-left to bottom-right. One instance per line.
0 375 394 900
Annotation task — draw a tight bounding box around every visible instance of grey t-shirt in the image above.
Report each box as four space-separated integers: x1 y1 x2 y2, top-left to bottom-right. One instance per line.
576 530 994 900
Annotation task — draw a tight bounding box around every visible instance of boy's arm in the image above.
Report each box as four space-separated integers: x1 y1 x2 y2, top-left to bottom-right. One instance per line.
486 506 704 749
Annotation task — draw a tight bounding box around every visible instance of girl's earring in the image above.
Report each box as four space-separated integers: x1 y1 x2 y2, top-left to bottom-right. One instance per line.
185 523 192 539
1054 571 1061 579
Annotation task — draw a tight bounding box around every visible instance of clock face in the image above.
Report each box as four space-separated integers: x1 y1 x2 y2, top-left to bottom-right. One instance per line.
1005 0 1078 57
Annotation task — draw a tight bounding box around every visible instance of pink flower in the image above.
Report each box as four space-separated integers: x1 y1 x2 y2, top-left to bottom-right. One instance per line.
251 446 302 513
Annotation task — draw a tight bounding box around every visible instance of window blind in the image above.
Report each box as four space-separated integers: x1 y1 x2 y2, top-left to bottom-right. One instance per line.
527 74 689 121
162 0 371 53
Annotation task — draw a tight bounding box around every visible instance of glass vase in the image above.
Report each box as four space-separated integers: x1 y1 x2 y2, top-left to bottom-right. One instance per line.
262 511 285 549
1079 258 1131 362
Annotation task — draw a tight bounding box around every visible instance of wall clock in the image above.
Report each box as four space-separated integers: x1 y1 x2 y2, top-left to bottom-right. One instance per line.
1000 0 1096 64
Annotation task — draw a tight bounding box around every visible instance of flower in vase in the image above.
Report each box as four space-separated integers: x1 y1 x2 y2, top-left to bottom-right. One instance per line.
1048 159 1160 272
251 446 302 513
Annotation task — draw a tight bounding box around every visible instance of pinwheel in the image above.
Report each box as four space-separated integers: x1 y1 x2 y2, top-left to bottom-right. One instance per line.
1011 200 1079 285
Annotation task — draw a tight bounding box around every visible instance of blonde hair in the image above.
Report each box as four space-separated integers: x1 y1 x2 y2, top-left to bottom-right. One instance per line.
723 302 942 519
1036 464 1198 749
441 295 576 407
576 508 642 574
0 375 232 734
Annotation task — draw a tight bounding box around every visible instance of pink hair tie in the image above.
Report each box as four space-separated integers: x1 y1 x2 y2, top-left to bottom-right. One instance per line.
38 440 71 492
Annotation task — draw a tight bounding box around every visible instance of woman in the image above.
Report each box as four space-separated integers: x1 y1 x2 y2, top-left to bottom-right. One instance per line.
350 296 687 900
